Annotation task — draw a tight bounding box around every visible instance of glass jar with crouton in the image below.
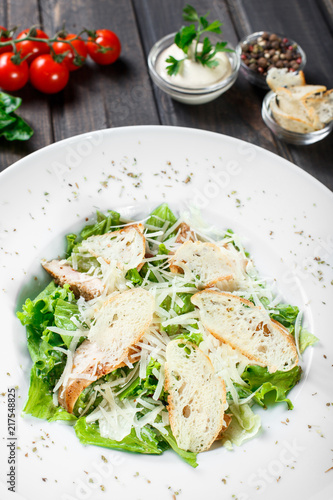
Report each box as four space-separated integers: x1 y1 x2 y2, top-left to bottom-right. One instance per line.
262 91 332 145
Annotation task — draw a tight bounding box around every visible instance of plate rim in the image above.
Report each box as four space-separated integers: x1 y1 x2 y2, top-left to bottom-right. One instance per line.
1 125 332 201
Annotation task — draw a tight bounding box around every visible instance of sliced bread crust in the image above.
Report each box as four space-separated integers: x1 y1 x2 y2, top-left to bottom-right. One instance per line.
165 339 226 453
80 224 145 271
267 68 306 92
88 287 154 349
270 99 317 133
169 240 238 290
191 290 298 373
59 287 154 412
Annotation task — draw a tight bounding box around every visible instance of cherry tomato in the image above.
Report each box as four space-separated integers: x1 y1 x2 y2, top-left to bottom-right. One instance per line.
16 28 49 64
86 29 121 65
0 52 29 91
52 34 88 71
0 26 12 55
29 54 69 94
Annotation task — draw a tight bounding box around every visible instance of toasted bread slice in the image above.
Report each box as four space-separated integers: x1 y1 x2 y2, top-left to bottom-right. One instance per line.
169 240 240 291
270 99 317 133
88 287 154 349
267 68 306 92
59 288 154 412
215 413 232 440
191 290 298 373
306 89 333 124
165 339 226 453
289 84 326 100
41 259 104 300
79 224 145 271
276 87 313 123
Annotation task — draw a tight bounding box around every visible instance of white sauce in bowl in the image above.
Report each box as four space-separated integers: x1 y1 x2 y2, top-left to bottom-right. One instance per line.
156 42 232 89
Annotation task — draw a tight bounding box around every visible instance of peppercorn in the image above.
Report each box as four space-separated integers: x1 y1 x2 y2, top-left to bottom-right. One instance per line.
252 44 262 54
240 31 303 80
258 57 268 68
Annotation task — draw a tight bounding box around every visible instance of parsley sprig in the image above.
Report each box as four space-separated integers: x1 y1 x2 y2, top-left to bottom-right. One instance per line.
166 4 233 76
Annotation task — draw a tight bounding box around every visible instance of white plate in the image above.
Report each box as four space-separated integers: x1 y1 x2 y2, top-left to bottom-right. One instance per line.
0 126 332 500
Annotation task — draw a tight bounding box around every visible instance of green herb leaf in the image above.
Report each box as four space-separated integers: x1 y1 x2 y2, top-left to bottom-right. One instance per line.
0 92 22 114
0 108 16 130
215 41 228 52
182 4 200 22
0 115 34 141
174 24 197 53
168 4 233 72
166 55 184 76
199 15 209 29
199 37 212 60
203 19 223 34
0 92 33 141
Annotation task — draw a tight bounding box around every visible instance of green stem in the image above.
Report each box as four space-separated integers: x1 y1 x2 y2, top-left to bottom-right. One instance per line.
0 28 87 48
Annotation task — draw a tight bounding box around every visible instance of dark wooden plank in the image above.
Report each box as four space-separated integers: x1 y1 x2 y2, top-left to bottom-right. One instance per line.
228 0 333 191
132 0 296 159
0 0 53 171
39 0 160 143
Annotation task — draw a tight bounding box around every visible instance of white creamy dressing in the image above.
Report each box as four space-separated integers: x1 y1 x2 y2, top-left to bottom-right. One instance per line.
156 42 232 89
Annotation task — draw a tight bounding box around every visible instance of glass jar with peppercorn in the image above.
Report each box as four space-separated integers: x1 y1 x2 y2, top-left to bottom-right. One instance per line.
236 31 306 89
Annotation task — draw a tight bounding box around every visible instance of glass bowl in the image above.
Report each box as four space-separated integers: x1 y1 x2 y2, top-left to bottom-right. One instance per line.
236 31 306 89
262 91 332 145
148 32 240 105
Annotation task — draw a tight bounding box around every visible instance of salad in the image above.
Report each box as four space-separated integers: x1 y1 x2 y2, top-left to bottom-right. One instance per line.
17 203 318 467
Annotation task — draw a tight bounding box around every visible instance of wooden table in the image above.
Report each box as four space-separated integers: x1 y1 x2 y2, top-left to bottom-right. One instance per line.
1 0 332 190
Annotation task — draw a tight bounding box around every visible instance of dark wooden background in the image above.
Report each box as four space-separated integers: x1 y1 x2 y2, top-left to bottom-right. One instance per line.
0 0 332 190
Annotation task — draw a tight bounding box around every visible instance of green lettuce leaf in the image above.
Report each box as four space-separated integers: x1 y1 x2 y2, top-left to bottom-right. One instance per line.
74 418 163 454
54 299 84 347
118 359 166 402
160 289 195 335
80 210 120 240
261 299 318 353
222 404 261 450
174 328 203 346
299 328 319 353
146 203 177 230
269 303 299 334
17 282 75 331
159 426 198 468
23 365 76 423
241 365 302 410
125 268 143 286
